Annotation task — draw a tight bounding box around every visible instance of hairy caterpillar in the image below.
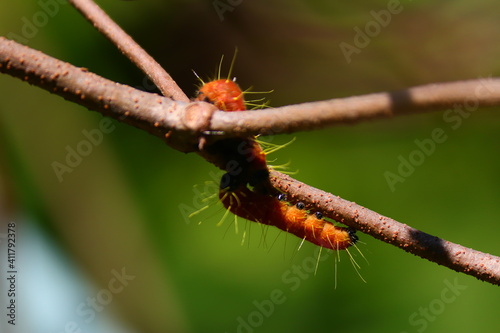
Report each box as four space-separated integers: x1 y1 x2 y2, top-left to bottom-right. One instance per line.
219 185 358 251
195 52 359 253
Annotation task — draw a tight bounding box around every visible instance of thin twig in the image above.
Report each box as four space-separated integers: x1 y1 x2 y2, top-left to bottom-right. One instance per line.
68 0 189 102
209 78 500 135
0 37 214 153
269 170 500 285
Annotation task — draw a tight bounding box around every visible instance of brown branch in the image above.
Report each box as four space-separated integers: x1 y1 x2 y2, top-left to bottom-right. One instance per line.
2 37 500 285
68 0 189 102
0 37 215 153
209 78 500 135
2 36 500 142
269 170 500 285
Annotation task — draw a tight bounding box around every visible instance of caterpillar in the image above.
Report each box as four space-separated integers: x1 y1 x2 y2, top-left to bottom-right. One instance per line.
195 52 359 253
219 184 358 251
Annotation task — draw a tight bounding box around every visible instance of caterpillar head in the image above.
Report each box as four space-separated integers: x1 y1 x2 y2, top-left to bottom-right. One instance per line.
348 228 359 244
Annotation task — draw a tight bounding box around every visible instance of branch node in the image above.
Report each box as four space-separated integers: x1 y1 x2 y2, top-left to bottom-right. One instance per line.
182 101 218 132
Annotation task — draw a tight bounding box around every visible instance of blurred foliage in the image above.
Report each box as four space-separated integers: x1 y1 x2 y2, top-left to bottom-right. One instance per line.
1 0 499 332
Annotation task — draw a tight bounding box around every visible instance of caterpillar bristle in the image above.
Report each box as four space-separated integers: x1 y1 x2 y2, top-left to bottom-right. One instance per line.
257 137 296 155
243 88 274 95
314 247 323 275
217 54 225 81
245 96 267 104
192 69 206 86
345 247 367 284
188 205 210 219
217 200 234 227
246 101 271 110
268 163 298 176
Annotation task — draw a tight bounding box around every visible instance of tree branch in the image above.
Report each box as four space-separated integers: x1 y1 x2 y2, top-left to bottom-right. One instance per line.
68 0 189 102
269 170 500 285
0 36 214 153
209 77 500 135
2 36 500 142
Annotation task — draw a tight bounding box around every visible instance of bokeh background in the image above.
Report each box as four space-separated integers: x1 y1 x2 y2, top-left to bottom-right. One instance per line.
1 0 499 332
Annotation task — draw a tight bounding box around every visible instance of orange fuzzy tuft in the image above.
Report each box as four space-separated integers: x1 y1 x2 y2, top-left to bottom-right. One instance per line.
196 79 246 112
219 186 357 251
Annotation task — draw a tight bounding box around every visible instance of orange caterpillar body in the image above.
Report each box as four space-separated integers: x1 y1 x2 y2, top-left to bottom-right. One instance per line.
220 186 358 251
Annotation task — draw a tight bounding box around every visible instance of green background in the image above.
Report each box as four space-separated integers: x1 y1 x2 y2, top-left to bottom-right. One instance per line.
1 0 499 332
